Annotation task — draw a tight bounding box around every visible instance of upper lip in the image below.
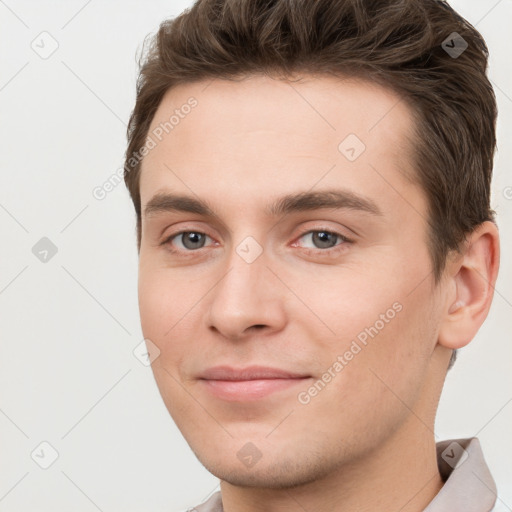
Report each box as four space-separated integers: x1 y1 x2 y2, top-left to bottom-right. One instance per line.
199 366 310 381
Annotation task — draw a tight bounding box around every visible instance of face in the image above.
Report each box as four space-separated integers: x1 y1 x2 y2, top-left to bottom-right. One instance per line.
137 74 446 488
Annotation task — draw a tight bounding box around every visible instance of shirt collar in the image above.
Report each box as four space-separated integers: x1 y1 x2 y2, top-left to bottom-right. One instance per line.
424 437 497 511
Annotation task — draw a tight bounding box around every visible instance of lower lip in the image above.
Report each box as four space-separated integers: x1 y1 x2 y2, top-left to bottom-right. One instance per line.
200 378 310 401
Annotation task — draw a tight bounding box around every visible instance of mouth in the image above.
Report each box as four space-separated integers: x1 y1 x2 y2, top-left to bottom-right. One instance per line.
198 365 312 402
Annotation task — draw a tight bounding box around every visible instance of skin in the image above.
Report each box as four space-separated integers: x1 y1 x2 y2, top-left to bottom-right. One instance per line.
137 74 500 512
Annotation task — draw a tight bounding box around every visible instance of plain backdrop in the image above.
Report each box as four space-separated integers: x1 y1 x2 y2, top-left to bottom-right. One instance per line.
0 1 511 511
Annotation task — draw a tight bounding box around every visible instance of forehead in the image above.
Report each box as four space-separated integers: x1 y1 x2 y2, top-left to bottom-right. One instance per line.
139 74 423 221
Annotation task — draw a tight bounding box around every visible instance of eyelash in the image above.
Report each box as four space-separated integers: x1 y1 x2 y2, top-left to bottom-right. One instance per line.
293 227 353 256
160 227 354 258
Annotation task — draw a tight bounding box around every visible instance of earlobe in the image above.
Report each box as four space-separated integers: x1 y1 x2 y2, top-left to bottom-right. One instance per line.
438 221 500 350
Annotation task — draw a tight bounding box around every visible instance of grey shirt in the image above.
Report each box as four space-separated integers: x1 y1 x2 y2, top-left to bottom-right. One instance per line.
190 438 497 512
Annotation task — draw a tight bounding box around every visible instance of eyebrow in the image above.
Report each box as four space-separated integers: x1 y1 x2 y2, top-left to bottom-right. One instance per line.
143 189 383 219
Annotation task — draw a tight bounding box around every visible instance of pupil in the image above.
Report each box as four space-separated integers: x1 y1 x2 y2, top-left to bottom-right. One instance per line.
183 232 204 249
313 231 336 248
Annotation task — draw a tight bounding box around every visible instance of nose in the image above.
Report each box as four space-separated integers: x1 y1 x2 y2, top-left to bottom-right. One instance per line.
205 247 287 341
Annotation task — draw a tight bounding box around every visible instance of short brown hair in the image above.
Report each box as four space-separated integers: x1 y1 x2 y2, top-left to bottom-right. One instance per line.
124 0 497 366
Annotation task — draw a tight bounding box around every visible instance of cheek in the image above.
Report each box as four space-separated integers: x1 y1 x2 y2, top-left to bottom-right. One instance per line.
291 297 437 453
343 289 437 412
138 268 167 336
138 265 188 354
289 257 438 398
138 263 214 377
285 262 401 347
137 270 193 412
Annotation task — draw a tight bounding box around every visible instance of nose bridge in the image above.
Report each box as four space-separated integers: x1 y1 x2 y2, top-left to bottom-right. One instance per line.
221 232 269 294
206 236 285 338
215 241 269 315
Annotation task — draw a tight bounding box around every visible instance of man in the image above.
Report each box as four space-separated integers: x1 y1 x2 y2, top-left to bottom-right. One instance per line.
123 0 500 510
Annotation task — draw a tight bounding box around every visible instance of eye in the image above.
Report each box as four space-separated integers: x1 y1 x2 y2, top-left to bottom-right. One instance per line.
162 231 214 251
295 229 352 251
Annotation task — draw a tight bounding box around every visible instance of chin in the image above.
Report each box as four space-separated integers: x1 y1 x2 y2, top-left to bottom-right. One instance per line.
191 443 341 490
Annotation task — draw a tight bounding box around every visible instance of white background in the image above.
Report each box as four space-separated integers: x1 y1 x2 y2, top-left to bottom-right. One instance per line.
0 1 511 510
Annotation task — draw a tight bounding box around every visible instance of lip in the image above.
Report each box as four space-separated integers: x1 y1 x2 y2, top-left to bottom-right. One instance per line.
198 365 311 402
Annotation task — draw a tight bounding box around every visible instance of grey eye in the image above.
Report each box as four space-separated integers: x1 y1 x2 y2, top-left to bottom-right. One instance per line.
179 232 207 250
309 231 340 249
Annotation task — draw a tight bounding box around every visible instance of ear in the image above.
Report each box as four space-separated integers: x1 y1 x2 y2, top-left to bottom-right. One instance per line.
438 221 500 350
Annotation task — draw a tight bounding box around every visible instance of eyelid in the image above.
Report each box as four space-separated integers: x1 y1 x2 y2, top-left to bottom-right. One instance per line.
292 226 353 250
159 221 219 244
160 229 216 249
160 224 354 254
